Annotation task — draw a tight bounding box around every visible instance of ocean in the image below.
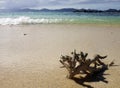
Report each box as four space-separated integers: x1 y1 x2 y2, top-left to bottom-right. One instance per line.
0 11 120 25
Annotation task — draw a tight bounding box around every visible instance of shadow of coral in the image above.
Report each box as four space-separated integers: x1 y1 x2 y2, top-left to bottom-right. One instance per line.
72 67 109 88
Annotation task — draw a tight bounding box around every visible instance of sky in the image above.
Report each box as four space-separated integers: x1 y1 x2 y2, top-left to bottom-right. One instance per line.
0 0 120 10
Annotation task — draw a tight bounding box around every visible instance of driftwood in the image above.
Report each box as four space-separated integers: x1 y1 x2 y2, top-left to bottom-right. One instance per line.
59 50 114 79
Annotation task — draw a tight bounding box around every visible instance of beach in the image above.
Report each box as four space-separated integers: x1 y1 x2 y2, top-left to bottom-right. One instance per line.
0 24 120 88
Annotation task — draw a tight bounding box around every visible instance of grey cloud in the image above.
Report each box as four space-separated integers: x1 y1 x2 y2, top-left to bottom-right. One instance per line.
77 0 120 4
3 0 39 9
0 0 120 9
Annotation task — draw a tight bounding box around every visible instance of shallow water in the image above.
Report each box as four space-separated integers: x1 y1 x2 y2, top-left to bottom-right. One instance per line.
0 11 120 25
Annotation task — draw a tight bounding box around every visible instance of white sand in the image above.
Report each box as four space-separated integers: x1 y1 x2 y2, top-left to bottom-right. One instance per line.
0 24 120 88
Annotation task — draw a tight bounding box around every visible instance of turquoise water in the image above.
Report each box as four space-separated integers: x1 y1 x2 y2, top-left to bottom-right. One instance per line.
0 11 120 25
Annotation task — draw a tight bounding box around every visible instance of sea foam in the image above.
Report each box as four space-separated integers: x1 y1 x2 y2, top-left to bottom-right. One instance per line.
0 16 65 25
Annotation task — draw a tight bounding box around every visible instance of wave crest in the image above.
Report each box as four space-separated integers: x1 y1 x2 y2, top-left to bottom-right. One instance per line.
0 16 67 25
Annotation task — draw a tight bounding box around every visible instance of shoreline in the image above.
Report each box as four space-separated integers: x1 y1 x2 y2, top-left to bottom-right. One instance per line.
0 23 120 29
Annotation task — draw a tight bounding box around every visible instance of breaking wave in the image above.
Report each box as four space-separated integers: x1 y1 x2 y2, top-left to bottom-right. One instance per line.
0 16 72 25
0 16 118 25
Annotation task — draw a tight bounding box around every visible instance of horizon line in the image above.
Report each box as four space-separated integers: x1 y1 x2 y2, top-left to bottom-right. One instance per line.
0 8 120 10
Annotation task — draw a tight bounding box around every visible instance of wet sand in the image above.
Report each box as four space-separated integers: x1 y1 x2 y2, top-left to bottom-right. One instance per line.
0 24 120 88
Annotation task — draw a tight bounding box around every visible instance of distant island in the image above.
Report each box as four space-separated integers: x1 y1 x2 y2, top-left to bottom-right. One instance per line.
0 8 120 12
73 9 120 13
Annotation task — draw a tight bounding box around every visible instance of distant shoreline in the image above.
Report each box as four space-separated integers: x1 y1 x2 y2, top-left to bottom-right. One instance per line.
0 8 120 12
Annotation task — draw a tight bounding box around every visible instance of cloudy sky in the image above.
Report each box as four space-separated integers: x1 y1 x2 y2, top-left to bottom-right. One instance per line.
0 0 120 9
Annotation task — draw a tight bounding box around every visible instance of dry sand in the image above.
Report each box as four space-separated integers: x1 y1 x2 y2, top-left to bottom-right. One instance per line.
0 24 120 88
